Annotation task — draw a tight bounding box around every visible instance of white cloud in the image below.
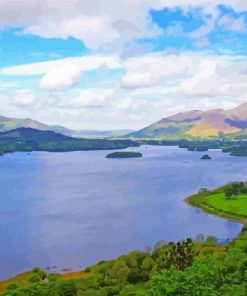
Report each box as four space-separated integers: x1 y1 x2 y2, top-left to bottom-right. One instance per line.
40 65 83 91
1 55 121 90
22 15 119 50
218 15 246 32
1 51 247 129
120 53 190 89
167 55 247 99
68 88 114 108
0 0 246 51
119 52 247 102
14 90 38 107
0 0 161 51
1 56 120 76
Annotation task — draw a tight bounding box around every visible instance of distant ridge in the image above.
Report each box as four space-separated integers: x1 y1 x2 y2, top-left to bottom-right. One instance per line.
126 103 247 139
0 127 139 155
0 115 134 138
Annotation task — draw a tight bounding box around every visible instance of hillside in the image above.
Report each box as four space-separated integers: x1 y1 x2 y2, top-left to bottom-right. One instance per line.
126 103 247 139
0 115 134 138
0 128 139 154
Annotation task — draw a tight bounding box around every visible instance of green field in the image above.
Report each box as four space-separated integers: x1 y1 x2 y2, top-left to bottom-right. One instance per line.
206 192 247 216
186 183 247 223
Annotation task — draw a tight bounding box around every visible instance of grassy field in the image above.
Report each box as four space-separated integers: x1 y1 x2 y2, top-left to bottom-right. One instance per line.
207 192 247 216
186 184 247 224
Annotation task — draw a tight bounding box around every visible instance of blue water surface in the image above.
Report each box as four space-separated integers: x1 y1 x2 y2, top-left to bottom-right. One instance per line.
0 146 245 279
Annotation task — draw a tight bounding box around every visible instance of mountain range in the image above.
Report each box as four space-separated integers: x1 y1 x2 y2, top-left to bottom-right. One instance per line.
1 102 247 140
126 103 247 140
0 115 133 138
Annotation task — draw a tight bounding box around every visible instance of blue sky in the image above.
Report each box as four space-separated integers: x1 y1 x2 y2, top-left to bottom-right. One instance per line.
0 0 247 129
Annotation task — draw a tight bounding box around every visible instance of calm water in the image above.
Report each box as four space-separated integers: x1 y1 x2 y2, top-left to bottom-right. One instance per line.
0 146 245 279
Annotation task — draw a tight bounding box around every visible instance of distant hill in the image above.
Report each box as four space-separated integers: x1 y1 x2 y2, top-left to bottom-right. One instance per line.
0 115 134 138
0 115 72 135
126 103 247 140
72 129 134 138
0 128 139 154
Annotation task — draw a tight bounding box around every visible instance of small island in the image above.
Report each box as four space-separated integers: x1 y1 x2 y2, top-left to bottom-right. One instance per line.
106 151 143 159
201 154 211 160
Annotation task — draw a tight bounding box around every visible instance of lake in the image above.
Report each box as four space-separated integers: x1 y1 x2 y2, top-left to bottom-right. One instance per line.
0 146 245 279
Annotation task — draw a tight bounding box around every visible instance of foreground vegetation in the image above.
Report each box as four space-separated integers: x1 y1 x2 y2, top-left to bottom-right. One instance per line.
0 128 139 155
1 182 247 295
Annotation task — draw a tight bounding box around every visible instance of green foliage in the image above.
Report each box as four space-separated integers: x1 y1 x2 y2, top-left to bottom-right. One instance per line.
28 274 41 283
0 128 139 155
166 238 196 271
204 236 217 246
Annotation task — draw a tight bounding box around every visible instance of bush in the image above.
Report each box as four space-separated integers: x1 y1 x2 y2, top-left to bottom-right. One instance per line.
28 273 41 283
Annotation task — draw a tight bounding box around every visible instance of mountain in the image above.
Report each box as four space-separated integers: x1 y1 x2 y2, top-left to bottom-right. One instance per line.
126 103 247 139
0 115 134 138
0 115 73 135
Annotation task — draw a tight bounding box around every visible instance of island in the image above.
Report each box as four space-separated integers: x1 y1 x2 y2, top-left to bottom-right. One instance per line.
106 151 143 158
200 154 212 160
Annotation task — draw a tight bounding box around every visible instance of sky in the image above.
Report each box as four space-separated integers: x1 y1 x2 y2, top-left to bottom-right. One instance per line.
0 0 247 130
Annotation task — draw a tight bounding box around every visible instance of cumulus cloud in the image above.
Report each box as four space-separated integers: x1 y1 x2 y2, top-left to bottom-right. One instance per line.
69 88 114 108
0 0 247 51
40 65 83 91
1 56 121 90
22 15 119 50
14 90 38 107
1 51 247 129
120 53 190 88
0 0 161 50
166 55 247 99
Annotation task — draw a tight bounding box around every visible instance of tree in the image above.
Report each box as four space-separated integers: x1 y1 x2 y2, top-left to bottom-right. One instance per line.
167 238 196 271
147 259 218 296
232 183 240 198
225 188 233 200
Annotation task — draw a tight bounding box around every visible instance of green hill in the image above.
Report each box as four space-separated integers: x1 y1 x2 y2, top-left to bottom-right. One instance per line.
0 128 139 154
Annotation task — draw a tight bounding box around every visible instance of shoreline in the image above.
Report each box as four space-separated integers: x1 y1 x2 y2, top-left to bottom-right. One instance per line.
1 185 247 292
184 191 247 225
